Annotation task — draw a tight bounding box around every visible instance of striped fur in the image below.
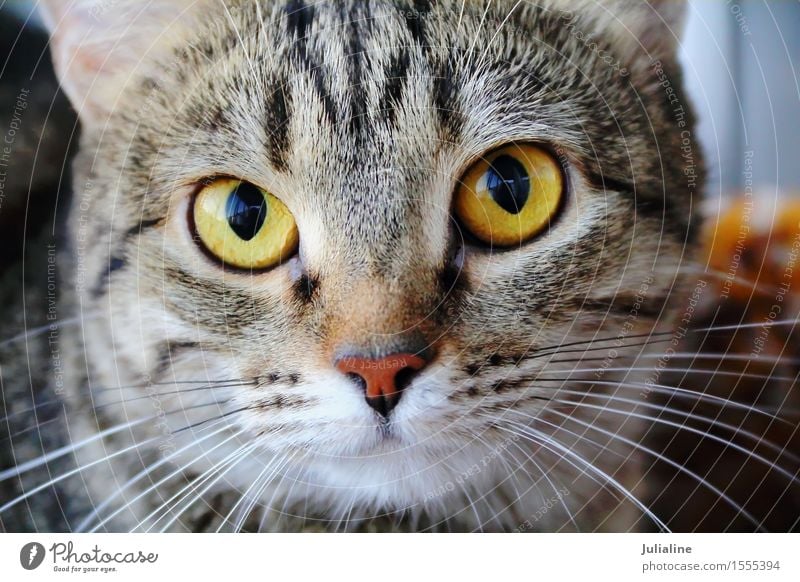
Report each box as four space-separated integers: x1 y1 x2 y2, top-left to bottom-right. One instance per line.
35 0 700 531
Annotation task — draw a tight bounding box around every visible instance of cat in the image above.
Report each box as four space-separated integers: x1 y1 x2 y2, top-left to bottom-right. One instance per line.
1 0 709 532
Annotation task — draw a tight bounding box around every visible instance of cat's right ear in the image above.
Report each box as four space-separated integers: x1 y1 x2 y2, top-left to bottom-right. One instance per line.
39 0 196 128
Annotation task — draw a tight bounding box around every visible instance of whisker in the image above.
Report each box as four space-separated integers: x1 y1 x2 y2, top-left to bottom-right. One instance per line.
528 338 673 361
524 318 800 357
1 402 241 515
1 416 156 482
136 439 251 532
485 418 670 532
150 442 259 533
549 388 800 464
539 365 800 385
224 450 295 533
541 408 767 531
432 456 483 532
529 377 794 425
0 314 100 348
635 352 800 365
694 319 800 333
1 415 61 443
333 488 359 533
518 416 631 531
465 429 532 523
85 424 244 532
1 434 160 515
96 378 254 392
478 412 636 505
171 405 256 435
91 382 249 413
268 449 312 532
0 379 254 426
249 449 304 532
0 400 234 482
505 413 628 506
539 400 800 483
529 331 674 354
231 459 280 525
495 432 581 530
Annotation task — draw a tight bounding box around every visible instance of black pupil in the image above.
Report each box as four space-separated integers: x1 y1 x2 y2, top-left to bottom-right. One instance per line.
225 183 267 241
485 155 530 214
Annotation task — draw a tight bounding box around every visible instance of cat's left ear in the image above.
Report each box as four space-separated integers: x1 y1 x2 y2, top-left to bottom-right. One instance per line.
39 0 198 128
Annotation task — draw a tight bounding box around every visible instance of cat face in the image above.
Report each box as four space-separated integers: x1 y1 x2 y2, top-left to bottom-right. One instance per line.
44 0 699 529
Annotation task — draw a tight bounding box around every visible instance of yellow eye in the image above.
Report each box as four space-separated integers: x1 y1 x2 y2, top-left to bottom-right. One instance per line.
192 178 299 270
453 144 564 247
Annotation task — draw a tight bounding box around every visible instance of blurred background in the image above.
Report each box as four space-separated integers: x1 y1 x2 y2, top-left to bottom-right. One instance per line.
682 1 800 195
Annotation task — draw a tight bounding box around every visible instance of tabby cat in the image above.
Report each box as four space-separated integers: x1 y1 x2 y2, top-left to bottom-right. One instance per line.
2 0 706 532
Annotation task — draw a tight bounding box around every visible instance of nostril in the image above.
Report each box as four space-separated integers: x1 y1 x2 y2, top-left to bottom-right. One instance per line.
394 366 419 392
345 372 367 393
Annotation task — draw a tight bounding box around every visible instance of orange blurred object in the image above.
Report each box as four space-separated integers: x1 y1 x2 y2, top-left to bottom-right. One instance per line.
703 194 800 302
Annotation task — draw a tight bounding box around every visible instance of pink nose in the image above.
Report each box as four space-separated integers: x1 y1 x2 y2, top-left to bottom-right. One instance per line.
335 353 429 417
